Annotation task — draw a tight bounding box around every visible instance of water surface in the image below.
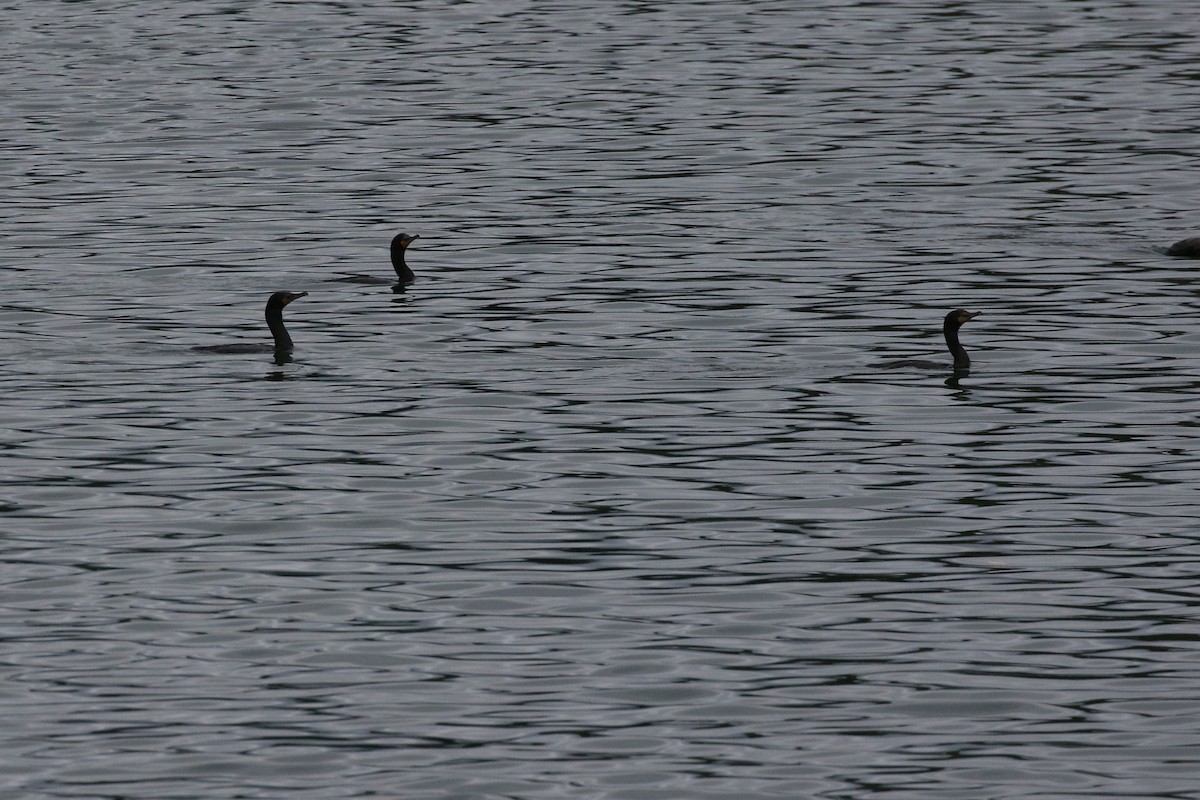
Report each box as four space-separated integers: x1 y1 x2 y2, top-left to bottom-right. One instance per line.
4 1 1200 798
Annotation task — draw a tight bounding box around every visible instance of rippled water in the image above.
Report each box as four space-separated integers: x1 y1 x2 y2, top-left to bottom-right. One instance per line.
5 1 1200 798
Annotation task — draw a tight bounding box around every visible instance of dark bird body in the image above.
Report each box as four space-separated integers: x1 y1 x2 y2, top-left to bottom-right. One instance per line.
1167 237 1200 258
879 309 981 371
196 291 308 354
332 233 419 285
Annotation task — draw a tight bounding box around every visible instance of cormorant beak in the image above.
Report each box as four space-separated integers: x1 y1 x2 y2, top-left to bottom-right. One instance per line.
284 291 308 306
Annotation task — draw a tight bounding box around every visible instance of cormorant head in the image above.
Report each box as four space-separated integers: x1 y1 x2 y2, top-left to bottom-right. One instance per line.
392 233 419 250
945 309 980 328
269 291 308 309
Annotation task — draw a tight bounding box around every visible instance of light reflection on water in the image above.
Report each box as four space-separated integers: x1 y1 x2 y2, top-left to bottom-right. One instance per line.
4 1 1200 798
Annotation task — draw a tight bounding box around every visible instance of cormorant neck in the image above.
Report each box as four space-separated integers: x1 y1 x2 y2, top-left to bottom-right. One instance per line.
944 321 969 368
266 304 294 351
391 240 415 283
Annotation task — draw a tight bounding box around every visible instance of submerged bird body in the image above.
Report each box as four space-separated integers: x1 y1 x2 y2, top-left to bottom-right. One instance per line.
1167 237 1200 257
880 309 980 371
197 291 308 354
332 232 419 285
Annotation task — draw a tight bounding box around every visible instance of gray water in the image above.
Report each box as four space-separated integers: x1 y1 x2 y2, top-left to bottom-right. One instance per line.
4 1 1200 798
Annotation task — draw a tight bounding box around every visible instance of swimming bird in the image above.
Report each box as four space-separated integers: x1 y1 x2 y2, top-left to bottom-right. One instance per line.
331 233 419 285
1166 237 1200 257
879 309 981 371
196 291 308 354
